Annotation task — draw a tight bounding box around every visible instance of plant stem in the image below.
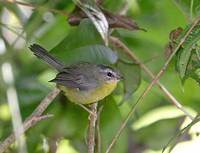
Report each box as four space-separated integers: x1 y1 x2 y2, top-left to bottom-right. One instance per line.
87 103 98 153
96 106 103 153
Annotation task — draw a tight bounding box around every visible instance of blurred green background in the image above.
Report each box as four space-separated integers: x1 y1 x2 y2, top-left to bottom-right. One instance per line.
0 0 200 153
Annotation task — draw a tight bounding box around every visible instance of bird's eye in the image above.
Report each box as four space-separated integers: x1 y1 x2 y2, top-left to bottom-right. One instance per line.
107 72 113 77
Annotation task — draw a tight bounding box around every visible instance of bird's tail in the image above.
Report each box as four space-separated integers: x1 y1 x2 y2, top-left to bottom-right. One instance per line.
29 44 64 71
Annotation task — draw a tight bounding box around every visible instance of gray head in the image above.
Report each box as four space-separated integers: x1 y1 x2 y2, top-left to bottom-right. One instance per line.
97 65 122 82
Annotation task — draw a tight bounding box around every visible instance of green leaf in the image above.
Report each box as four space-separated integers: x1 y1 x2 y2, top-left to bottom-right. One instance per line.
56 44 117 64
134 117 179 150
176 47 193 79
117 61 141 100
16 78 50 106
36 16 70 49
132 106 196 130
51 19 117 65
102 0 124 11
100 98 128 153
23 11 44 41
72 0 109 44
184 50 200 83
174 18 200 83
52 19 103 51
174 0 200 17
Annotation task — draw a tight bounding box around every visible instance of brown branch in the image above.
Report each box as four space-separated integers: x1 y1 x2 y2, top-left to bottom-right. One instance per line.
87 103 98 153
0 88 60 153
106 17 200 153
2 0 68 16
109 36 194 120
96 106 103 153
77 103 97 117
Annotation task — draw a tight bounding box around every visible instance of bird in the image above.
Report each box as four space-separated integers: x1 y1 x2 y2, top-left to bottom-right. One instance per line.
29 44 122 104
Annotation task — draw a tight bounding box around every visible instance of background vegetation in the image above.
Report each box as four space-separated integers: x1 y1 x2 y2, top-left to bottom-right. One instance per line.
0 0 200 153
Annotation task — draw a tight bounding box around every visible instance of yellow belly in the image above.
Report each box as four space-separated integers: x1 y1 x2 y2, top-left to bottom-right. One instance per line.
58 81 118 104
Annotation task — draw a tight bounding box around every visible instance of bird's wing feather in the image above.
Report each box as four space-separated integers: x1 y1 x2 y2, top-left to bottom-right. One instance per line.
50 64 98 90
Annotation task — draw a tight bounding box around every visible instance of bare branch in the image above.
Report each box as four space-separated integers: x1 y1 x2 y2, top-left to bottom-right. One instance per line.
0 88 60 153
77 103 97 117
87 103 98 153
96 106 103 153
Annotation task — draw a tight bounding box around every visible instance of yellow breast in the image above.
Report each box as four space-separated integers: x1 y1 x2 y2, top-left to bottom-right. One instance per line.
58 80 118 104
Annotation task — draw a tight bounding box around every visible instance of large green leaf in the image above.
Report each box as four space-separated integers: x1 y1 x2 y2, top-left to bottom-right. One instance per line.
174 0 200 18
24 11 44 41
36 16 70 49
117 61 141 101
102 0 124 11
100 98 128 153
53 44 117 65
51 19 118 65
133 117 179 150
51 20 102 52
132 106 196 130
72 0 109 45
16 78 50 106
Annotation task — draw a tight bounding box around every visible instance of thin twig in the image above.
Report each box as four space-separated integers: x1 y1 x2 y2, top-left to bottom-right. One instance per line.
96 106 103 153
2 0 68 16
106 17 200 153
77 103 97 117
109 36 194 120
0 88 60 153
87 103 98 153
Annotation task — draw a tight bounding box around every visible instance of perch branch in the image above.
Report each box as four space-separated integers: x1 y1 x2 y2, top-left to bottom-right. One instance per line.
0 88 60 153
106 17 200 153
96 106 103 153
77 103 97 117
87 103 98 153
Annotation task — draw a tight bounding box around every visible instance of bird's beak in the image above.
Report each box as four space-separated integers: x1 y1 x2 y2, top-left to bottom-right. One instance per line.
117 74 124 80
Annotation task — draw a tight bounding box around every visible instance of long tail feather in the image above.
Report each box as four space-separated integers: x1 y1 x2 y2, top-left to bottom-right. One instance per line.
29 44 64 71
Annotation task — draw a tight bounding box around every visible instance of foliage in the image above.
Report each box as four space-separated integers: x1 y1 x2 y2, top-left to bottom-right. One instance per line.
167 18 200 84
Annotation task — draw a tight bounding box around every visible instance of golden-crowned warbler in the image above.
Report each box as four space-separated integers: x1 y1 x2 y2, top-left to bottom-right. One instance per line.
29 44 122 104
